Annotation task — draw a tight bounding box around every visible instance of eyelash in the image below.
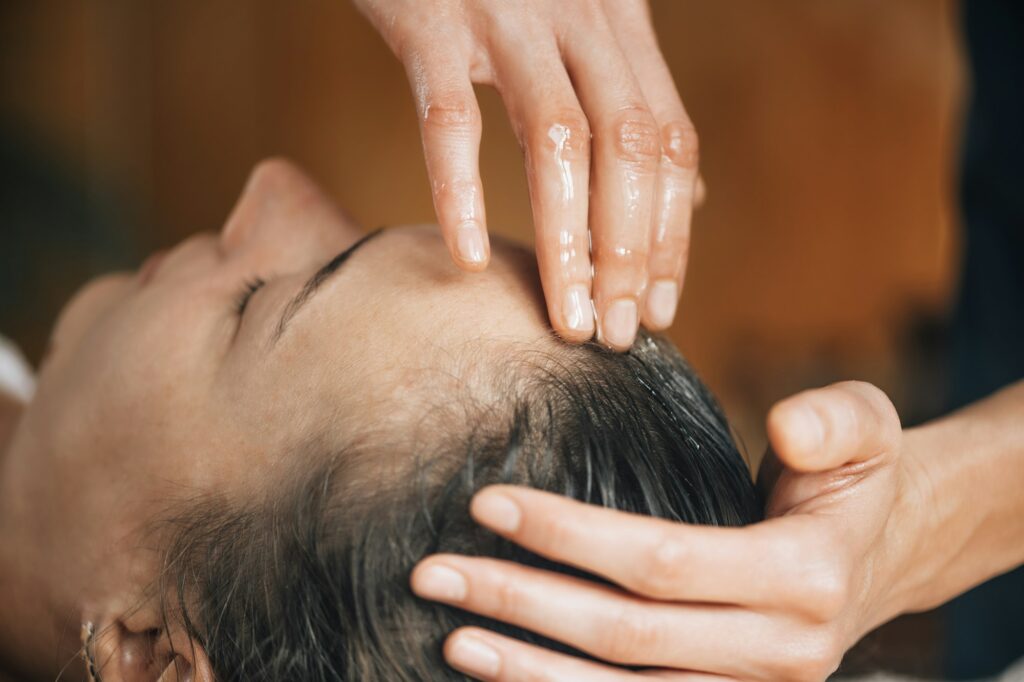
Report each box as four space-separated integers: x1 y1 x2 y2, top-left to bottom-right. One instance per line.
234 277 266 316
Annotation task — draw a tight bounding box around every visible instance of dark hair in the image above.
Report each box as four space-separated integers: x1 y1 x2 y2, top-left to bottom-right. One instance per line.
160 333 762 680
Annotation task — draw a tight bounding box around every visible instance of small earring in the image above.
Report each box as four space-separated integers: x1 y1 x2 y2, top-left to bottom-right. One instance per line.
81 622 103 682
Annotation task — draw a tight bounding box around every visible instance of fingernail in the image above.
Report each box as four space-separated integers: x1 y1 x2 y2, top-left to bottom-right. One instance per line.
645 280 678 329
563 284 595 333
414 564 468 602
471 492 521 533
448 633 501 678
456 222 486 264
601 298 639 349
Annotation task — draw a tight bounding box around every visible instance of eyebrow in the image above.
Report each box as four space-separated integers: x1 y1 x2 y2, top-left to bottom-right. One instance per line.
271 228 383 344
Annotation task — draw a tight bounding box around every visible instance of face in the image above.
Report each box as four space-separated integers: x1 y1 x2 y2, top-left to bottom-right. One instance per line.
14 159 550 620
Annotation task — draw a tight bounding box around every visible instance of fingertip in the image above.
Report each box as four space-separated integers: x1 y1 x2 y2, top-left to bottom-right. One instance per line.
445 626 489 649
452 255 491 273
836 380 903 451
444 628 502 679
411 558 469 603
448 221 489 269
470 488 522 534
768 381 902 471
840 380 901 426
473 484 549 507
550 323 595 345
766 397 826 471
550 283 596 343
597 297 640 351
642 278 679 330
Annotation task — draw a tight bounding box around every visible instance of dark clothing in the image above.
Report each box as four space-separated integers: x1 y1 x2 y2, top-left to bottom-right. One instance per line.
946 0 1024 676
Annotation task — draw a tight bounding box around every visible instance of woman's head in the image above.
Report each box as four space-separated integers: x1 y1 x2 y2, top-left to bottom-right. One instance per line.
5 159 760 680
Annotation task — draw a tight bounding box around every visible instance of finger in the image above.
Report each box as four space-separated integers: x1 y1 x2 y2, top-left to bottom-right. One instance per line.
493 36 594 341
766 381 902 472
443 627 638 681
443 628 734 682
605 17 699 331
455 486 833 612
561 22 660 351
403 40 489 271
413 555 765 674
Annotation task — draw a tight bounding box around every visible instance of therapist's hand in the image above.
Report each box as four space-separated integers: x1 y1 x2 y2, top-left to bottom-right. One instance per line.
352 0 701 349
412 382 926 681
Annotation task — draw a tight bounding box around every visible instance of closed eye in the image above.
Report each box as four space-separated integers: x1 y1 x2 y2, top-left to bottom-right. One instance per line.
234 277 266 317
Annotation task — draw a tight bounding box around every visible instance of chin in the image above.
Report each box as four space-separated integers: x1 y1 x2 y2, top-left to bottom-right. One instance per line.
44 272 134 370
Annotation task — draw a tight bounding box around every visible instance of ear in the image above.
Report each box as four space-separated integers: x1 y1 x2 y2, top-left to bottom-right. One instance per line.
89 615 215 682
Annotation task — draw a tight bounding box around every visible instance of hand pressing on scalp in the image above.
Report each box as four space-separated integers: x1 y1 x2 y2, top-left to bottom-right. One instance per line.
352 0 701 349
411 382 930 681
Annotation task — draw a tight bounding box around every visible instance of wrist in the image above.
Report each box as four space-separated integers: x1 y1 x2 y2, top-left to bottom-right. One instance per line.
879 383 1024 619
855 425 936 634
879 423 948 620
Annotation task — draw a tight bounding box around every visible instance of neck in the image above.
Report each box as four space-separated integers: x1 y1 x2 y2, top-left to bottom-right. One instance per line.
0 396 77 681
0 392 18 470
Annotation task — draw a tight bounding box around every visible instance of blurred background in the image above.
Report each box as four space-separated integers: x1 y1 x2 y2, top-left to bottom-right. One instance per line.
0 0 963 676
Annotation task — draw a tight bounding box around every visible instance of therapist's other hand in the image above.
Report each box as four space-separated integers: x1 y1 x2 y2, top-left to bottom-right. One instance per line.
412 381 923 681
352 0 700 349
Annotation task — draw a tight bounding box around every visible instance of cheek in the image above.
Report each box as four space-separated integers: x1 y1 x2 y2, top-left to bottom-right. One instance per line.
34 280 218 472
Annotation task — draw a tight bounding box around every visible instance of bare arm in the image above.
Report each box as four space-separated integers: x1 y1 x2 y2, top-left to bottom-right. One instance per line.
893 380 1024 619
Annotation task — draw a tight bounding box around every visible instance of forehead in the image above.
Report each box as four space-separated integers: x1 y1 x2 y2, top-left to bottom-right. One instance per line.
308 225 549 346
231 225 552 447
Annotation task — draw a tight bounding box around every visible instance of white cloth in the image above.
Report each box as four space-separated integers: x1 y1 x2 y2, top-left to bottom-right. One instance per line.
0 335 35 403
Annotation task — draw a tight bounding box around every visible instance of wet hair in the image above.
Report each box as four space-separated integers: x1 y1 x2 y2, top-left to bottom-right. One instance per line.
160 333 763 680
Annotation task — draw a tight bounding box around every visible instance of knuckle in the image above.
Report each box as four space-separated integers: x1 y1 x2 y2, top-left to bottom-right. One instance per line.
492 574 525 619
840 382 901 431
575 0 604 13
661 120 700 170
650 221 690 259
859 382 902 443
388 19 423 57
803 564 851 621
560 0 605 25
632 534 687 597
533 110 591 161
520 670 555 682
536 514 577 554
422 95 481 133
600 605 662 663
766 529 810 568
432 177 478 204
611 108 661 167
593 240 649 274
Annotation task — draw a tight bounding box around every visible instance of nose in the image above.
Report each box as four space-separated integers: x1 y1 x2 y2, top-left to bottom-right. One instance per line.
218 157 361 254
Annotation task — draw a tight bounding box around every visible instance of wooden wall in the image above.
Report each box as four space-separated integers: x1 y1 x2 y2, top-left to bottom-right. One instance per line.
1 0 963 456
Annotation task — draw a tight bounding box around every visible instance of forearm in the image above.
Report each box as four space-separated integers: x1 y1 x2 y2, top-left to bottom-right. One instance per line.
894 379 1024 615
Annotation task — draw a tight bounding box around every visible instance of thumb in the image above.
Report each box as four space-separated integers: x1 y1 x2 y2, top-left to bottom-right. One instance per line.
766 380 902 473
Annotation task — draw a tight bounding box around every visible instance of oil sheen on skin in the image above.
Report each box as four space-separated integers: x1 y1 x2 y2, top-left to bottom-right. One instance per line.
548 123 575 204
